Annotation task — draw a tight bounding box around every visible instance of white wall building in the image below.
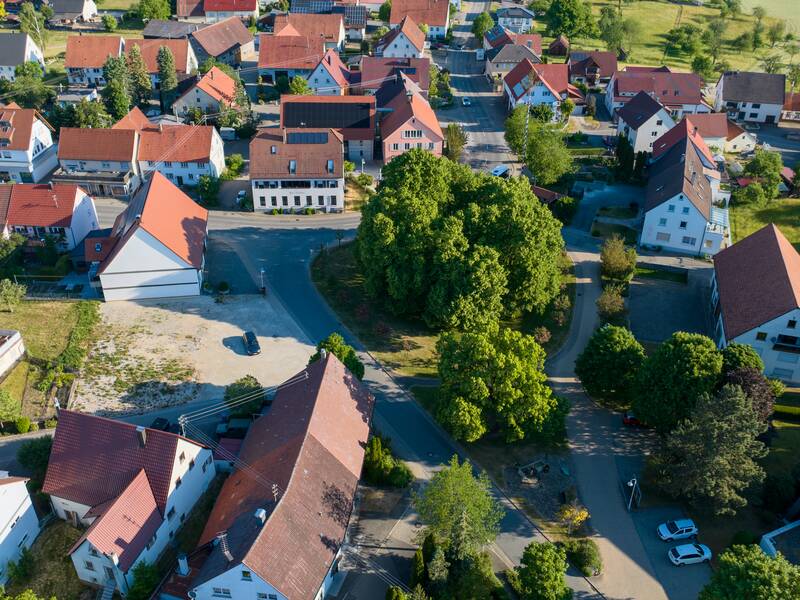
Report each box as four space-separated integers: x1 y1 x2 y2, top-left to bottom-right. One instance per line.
64 35 124 86
0 330 25 380
714 71 786 124
173 67 238 116
375 15 426 59
503 60 581 116
496 6 535 33
308 49 351 96
0 33 45 82
0 473 40 587
0 107 57 184
616 91 675 154
605 67 710 121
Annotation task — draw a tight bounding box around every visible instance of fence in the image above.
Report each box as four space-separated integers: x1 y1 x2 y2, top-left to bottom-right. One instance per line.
13 274 86 300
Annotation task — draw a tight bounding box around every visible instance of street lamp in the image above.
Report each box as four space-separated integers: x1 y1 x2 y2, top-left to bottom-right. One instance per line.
627 477 638 511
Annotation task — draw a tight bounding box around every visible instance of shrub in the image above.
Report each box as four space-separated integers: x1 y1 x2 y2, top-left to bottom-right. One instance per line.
561 538 602 576
533 326 551 345
601 235 637 282
344 160 355 173
102 14 118 31
270 208 280 215
550 195 578 224
730 530 760 547
217 281 230 293
597 284 626 324
355 172 374 188
363 434 412 487
44 418 58 428
28 421 39 432
14 417 31 434
7 547 35 582
225 153 245 176
304 207 315 215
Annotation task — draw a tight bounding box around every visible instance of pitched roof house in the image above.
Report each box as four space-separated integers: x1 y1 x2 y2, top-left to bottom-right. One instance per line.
381 86 443 164
249 127 345 213
203 0 259 23
485 43 541 81
712 224 800 383
64 35 124 85
616 90 676 154
258 33 325 83
0 33 45 82
290 0 368 41
308 48 352 95
174 67 239 115
187 354 374 600
0 105 58 184
272 12 346 50
496 6 535 33
375 15 426 58
605 66 709 119
190 16 254 65
567 50 617 85
389 0 450 39
43 410 216 595
548 34 569 56
177 0 205 18
88 171 209 300
359 56 430 102
124 39 198 88
142 19 207 39
503 59 583 114
713 71 786 124
49 0 98 23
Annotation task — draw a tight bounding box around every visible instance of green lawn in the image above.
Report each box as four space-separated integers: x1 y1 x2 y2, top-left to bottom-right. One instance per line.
0 301 80 361
634 265 689 284
591 221 639 244
0 361 29 417
764 419 800 476
730 200 800 250
742 0 800 28
99 0 138 9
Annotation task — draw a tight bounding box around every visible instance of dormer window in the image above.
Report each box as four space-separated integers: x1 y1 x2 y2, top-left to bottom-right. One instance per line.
271 145 276 154
327 159 334 173
289 160 296 174
94 243 102 253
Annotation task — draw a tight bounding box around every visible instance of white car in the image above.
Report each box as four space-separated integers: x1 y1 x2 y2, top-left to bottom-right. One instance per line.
657 519 698 541
668 543 711 566
491 165 510 178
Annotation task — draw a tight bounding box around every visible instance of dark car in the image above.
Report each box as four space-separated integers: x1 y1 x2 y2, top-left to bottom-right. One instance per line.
149 417 170 431
243 331 261 355
622 411 642 427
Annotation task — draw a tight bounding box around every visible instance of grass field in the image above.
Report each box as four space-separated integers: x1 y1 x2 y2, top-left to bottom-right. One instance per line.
730 199 800 249
0 301 80 361
99 0 138 9
741 0 800 28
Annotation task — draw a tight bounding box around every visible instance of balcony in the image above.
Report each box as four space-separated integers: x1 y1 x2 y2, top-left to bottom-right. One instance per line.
706 207 729 236
774 334 800 354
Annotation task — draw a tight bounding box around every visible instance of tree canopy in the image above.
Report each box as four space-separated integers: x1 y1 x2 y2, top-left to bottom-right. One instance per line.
505 109 574 185
632 332 723 432
575 325 645 405
288 76 313 95
515 542 572 600
126 44 152 107
699 544 800 600
545 0 597 39
157 46 179 109
223 375 264 417
722 343 764 373
743 149 783 199
357 150 565 328
308 332 365 380
437 327 556 442
656 385 766 515
472 12 495 41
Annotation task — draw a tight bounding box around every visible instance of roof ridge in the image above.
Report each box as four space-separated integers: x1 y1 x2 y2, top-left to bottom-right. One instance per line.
772 224 800 309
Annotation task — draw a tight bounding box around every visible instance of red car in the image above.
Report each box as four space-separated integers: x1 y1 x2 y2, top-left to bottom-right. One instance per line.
622 411 642 427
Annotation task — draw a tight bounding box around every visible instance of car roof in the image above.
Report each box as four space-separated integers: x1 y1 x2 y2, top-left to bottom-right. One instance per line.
673 519 695 528
674 543 706 555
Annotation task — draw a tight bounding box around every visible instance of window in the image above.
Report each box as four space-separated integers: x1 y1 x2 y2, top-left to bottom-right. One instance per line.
755 331 767 341
164 161 172 167
656 120 663 126
405 143 410 150
681 236 696 245
749 113 758 119
175 476 182 488
327 159 334 173
294 195 301 206
282 196 288 206
180 513 186 523
179 452 186 464
331 197 337 206
94 242 102 253
704 239 713 248
392 143 399 151
271 197 277 206
167 507 176 520
681 206 689 214
306 195 312 205
211 588 231 598
679 221 687 229
656 232 671 242
318 195 324 205
271 145 277 154
89 548 99 557
84 561 95 571
789 320 797 329
667 204 675 212
101 162 110 168
289 160 296 174
180 162 189 168
772 368 794 379
241 570 252 581
146 533 157 550
778 352 800 364
403 130 423 138
752 103 761 109
651 131 658 137
658 218 667 226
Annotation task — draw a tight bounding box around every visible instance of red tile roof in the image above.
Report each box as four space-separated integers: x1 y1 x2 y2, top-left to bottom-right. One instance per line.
651 117 716 165
679 112 728 139
726 119 747 141
5 184 80 228
42 410 200 513
568 50 617 79
193 355 374 599
612 68 704 107
390 0 449 27
0 106 53 151
70 469 163 572
190 17 253 58
505 59 573 101
273 12 344 43
714 224 800 340
315 48 351 88
65 35 123 69
112 106 151 131
513 33 542 55
359 56 430 92
258 33 324 71
250 127 344 178
176 0 204 17
0 186 12 226
99 171 208 272
58 127 138 162
125 38 192 74
204 0 257 11
192 66 238 105
136 125 215 163
381 89 442 141
377 15 426 53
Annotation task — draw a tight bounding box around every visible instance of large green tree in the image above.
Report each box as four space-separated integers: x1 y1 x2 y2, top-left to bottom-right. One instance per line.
157 46 179 109
575 325 645 405
600 234 636 281
0 279 26 312
288 76 312 95
505 109 573 185
721 342 764 373
19 2 48 53
308 332 365 380
743 149 783 199
632 332 723 432
357 151 564 326
437 327 556 442
71 100 114 128
657 385 766 515
223 375 264 417
414 455 504 554
544 0 596 39
102 55 131 119
515 542 572 600
699 544 800 600
444 123 468 162
137 0 170 20
472 12 495 42
10 61 53 109
126 561 161 600
126 44 152 106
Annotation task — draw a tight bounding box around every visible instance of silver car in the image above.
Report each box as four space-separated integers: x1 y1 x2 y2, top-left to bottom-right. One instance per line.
669 543 711 566
657 519 698 541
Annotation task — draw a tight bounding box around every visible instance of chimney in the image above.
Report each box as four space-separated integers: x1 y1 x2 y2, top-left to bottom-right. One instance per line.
158 122 163 133
216 531 234 562
254 508 267 525
135 425 147 448
177 553 190 576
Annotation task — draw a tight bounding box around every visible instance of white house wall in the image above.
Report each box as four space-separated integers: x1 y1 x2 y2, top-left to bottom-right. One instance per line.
641 194 721 255
0 332 25 379
69 189 100 249
309 64 344 96
727 308 800 384
381 33 424 58
191 561 288 600
618 109 674 154
50 496 94 525
0 480 41 586
174 88 223 116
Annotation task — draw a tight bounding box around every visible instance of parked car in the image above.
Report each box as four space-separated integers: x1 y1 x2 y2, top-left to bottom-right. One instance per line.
462 96 472 107
668 543 711 566
242 331 261 355
491 165 511 178
622 411 642 427
657 519 698 541
236 190 247 204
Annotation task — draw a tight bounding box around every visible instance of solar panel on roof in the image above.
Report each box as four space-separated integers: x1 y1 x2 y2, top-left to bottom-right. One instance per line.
287 131 329 144
283 101 372 130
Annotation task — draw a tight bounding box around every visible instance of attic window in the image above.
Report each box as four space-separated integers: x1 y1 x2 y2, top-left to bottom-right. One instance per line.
271 145 276 154
327 159 334 173
179 452 186 464
289 160 296 174
94 243 102 253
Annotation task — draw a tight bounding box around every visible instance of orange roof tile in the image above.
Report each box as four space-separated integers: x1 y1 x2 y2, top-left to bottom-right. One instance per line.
250 127 344 179
65 35 123 69
6 184 81 228
58 127 138 162
273 12 344 43
0 107 53 151
136 125 215 163
381 89 442 140
125 38 192 74
258 34 323 70
193 67 238 105
112 106 151 131
377 15 426 53
390 0 449 27
315 48 351 88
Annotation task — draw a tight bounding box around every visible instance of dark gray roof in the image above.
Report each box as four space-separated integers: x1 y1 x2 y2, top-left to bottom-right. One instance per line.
0 33 30 66
486 43 540 66
645 139 711 220
142 19 207 39
616 90 664 130
496 6 535 19
720 71 786 105
50 0 91 16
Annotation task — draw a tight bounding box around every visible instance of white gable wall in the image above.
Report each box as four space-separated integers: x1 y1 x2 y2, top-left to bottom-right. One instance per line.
641 193 720 255
381 32 424 58
191 562 288 600
308 63 344 96
0 479 40 586
726 308 800 384
618 108 674 154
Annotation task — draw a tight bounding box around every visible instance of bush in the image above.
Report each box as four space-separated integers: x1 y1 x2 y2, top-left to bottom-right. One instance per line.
217 281 230 293
28 421 39 432
533 326 551 345
561 538 602 576
6 547 35 582
355 172 374 188
601 235 636 282
44 418 58 428
363 434 412 487
550 195 578 224
344 160 355 173
15 416 31 434
597 284 626 324
304 207 315 215
102 14 118 31
763 472 796 513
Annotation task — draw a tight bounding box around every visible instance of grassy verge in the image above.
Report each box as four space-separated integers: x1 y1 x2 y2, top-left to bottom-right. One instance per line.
634 265 688 284
591 221 638 245
6 520 92 600
0 361 29 414
598 206 638 220
311 243 439 377
345 179 372 212
730 200 800 250
0 301 80 361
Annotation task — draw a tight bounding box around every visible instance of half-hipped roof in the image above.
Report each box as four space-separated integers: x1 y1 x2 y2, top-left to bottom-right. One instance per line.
192 354 373 598
645 137 712 220
714 224 800 340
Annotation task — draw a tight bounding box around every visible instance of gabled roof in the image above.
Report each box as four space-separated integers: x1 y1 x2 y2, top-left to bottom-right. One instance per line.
190 17 253 57
176 0 204 17
64 35 122 69
786 92 800 112
193 355 374 598
333 4 368 29
616 90 666 130
645 139 711 219
513 33 542 55
315 48 351 88
42 410 201 513
568 50 617 78
112 106 151 131
726 119 749 141
188 67 238 106
377 15 426 53
0 33 35 67
5 184 80 228
719 71 786 106
0 186 12 227
612 68 704 107
58 127 138 163
131 124 216 163
272 12 344 43
204 0 257 11
0 106 53 151
714 224 800 340
99 171 208 273
69 470 162 573
390 0 449 27
549 34 569 52
505 59 573 101
487 43 540 67
496 6 535 19
51 0 93 17
124 38 192 74
651 117 715 165
258 34 323 71
0 475 29 487
359 56 430 94
381 88 443 141
484 24 514 49
142 19 206 39
249 127 344 179
677 112 728 139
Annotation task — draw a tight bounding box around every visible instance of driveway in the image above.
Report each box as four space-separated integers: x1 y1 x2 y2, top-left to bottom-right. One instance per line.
749 122 800 166
629 272 711 343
